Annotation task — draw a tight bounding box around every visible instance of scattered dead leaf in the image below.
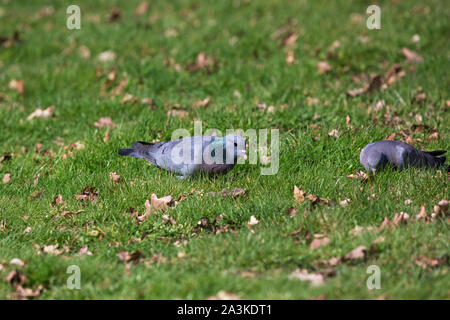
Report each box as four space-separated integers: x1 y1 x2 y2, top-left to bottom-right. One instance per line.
51 194 63 207
27 106 55 121
207 290 240 300
344 245 366 260
135 1 149 16
293 185 305 203
94 117 116 128
310 235 330 249
317 61 331 74
8 80 24 95
192 97 211 108
402 47 423 64
206 188 246 197
75 186 98 202
2 173 11 184
109 172 120 183
289 269 325 286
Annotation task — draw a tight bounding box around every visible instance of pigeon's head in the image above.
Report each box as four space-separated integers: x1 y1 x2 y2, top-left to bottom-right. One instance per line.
367 151 388 174
222 134 247 162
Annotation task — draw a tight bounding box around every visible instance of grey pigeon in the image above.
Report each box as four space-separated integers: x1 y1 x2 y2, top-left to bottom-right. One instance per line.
360 140 448 174
119 134 247 179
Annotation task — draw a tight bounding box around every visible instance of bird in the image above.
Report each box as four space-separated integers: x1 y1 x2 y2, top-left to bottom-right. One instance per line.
119 134 247 179
360 140 448 174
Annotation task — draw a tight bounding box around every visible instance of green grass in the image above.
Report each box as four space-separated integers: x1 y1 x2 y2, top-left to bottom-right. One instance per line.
0 0 449 299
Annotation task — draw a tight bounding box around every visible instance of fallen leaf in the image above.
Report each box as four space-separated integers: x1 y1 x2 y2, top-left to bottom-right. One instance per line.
310 235 330 249
8 80 24 95
402 47 423 64
317 61 331 74
207 290 240 300
186 52 216 72
61 210 84 217
346 170 368 180
135 1 149 16
151 193 174 212
293 185 305 203
15 285 43 300
94 117 116 128
347 75 382 97
75 186 98 202
328 129 339 138
206 188 246 197
339 198 351 207
51 194 63 206
43 244 66 255
344 245 366 260
5 270 27 286
415 255 440 269
192 97 211 108
118 250 144 264
27 106 55 120
392 212 409 226
247 215 259 227
107 7 121 23
289 269 325 286
78 245 92 256
98 50 116 62
109 172 120 183
10 258 24 267
2 173 11 184
167 109 189 119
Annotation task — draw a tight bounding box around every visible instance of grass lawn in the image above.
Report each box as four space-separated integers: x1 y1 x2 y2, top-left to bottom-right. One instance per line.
0 0 449 299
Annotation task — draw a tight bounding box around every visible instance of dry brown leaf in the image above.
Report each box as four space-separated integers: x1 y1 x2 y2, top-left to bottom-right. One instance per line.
75 186 98 202
317 61 331 74
247 215 259 227
347 75 382 97
78 245 92 256
346 170 368 180
5 270 27 286
94 117 116 128
192 97 211 108
98 50 116 62
328 129 339 138
167 109 189 119
402 47 423 64
8 79 24 95
118 250 144 264
135 1 149 16
109 172 120 184
415 205 428 222
43 244 66 255
150 193 174 212
107 7 121 23
2 173 11 184
207 290 240 300
415 255 440 269
187 52 216 72
344 245 366 260
310 235 330 249
289 269 325 286
51 194 63 206
206 188 246 197
61 210 84 217
27 106 55 121
293 185 305 203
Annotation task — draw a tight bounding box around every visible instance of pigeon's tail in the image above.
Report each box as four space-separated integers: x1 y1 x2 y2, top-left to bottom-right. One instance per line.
118 148 136 157
424 150 447 157
422 149 448 170
118 141 157 164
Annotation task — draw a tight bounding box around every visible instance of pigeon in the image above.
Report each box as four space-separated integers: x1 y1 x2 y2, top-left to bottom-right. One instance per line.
119 134 247 179
360 140 448 174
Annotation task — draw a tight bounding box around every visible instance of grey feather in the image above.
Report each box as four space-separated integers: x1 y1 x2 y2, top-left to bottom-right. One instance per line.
119 134 247 178
360 140 448 174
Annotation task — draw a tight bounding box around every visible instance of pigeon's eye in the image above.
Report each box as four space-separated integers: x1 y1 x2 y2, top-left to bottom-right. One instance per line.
234 142 237 147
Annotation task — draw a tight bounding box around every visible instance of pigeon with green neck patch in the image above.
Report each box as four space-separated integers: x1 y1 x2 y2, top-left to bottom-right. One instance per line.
119 134 247 179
